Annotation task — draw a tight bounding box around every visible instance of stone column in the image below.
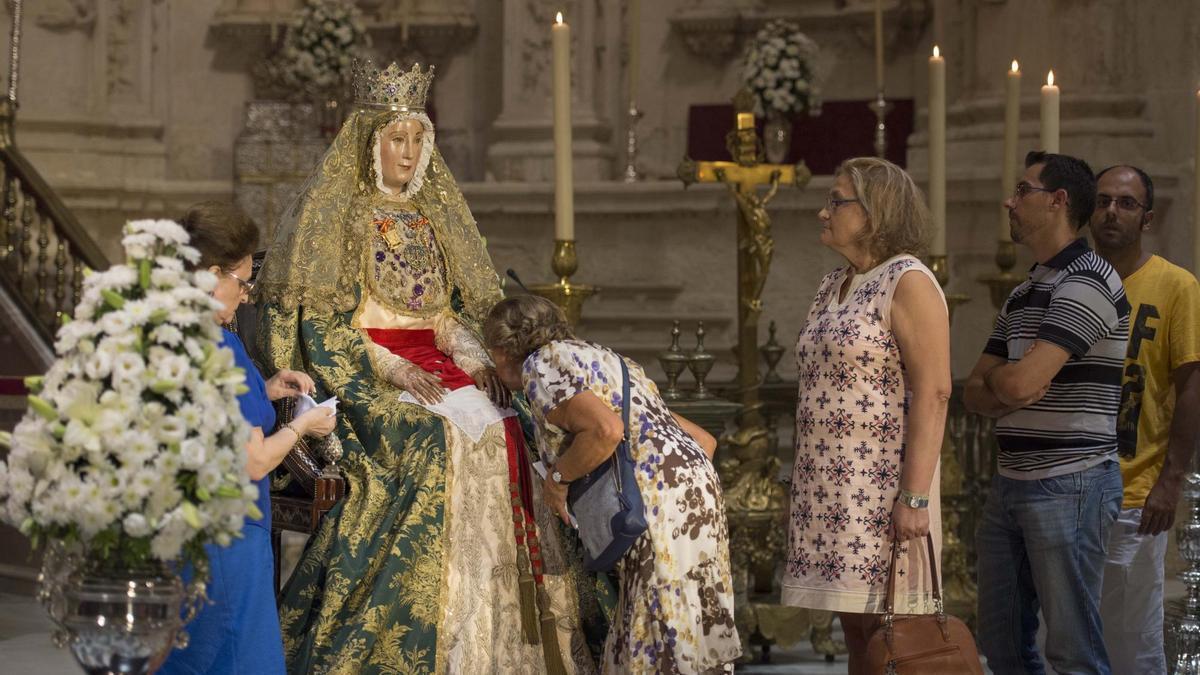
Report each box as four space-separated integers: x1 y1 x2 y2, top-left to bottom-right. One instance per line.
903 0 1200 377
486 0 613 182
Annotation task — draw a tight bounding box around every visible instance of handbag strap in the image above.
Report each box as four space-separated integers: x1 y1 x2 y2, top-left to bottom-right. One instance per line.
568 353 632 489
617 357 631 444
608 356 633 493
882 531 943 623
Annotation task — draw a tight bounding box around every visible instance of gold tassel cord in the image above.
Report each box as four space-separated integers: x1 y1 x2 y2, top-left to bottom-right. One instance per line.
510 485 541 645
537 587 569 675
517 546 541 645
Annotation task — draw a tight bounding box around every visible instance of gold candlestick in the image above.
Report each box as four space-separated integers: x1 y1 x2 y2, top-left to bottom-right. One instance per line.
979 238 1023 310
928 254 971 325
928 253 950 287
927 252 976 625
528 240 597 327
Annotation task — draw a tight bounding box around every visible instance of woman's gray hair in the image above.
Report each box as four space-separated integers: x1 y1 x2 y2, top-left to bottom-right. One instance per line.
484 295 575 361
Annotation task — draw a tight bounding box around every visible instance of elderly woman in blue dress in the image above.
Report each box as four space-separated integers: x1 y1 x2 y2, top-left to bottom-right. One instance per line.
159 202 336 675
484 294 742 674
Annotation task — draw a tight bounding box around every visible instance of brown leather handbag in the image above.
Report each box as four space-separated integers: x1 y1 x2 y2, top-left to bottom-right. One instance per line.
864 533 983 674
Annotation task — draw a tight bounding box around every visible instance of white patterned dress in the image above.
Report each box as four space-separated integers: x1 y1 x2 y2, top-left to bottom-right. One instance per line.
780 254 944 615
523 340 742 674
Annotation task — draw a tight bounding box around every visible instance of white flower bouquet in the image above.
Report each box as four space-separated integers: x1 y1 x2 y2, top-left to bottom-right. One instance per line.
269 0 370 97
0 220 258 579
742 19 822 118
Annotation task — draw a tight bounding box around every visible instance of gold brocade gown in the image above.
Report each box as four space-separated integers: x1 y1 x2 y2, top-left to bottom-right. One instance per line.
261 197 605 673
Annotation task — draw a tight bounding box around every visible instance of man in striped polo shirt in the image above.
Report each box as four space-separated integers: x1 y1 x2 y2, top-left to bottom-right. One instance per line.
966 151 1129 674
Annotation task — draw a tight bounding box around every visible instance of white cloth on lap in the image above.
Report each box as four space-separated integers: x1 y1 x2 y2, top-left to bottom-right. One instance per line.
398 386 514 442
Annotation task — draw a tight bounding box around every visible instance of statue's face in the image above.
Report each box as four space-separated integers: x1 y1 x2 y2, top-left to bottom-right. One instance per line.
377 118 425 192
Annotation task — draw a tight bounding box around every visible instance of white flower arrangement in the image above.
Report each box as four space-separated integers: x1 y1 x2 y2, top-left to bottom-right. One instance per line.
742 20 822 118
269 0 370 97
0 220 258 578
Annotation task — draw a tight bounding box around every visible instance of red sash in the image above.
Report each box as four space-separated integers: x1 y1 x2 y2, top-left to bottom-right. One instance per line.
364 328 476 390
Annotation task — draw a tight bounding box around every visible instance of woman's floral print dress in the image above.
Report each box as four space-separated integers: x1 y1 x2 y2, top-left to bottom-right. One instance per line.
781 255 943 615
523 340 742 674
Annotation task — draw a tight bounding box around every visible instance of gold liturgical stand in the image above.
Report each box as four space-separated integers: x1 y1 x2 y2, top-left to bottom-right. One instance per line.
672 90 835 662
529 239 596 327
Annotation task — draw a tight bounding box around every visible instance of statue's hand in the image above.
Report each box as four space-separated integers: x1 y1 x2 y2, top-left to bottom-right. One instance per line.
473 367 512 409
392 362 446 405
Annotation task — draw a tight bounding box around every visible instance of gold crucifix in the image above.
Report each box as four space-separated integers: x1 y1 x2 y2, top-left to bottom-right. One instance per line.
678 89 811 420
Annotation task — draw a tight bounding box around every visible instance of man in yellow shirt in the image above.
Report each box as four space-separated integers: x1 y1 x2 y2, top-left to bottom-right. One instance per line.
1092 164 1200 674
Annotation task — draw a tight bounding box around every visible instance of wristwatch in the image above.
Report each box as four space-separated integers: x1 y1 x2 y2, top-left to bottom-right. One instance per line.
897 489 930 509
550 468 566 485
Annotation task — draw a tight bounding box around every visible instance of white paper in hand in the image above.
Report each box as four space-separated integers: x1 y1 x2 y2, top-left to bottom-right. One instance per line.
295 393 338 417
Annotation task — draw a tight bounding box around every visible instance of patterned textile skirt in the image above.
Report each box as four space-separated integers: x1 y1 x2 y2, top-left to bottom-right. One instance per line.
268 315 606 674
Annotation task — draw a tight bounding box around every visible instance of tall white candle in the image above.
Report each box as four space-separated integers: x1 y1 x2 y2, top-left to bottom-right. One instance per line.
552 12 575 241
1001 60 1020 242
1040 70 1060 153
929 45 946 256
628 0 640 107
874 0 884 93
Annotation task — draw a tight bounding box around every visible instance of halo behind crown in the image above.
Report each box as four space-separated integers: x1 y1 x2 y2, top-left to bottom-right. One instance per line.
352 60 434 112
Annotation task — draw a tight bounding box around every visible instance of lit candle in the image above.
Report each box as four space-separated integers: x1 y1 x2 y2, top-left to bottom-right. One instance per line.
874 0 884 93
628 0 640 107
552 12 574 241
928 46 946 256
1040 69 1060 153
1001 60 1021 242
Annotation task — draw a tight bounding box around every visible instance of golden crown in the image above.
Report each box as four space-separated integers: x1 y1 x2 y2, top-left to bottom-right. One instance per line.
351 60 434 112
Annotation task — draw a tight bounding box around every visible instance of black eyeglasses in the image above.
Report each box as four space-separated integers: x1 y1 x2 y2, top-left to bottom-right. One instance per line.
826 197 861 212
225 270 254 294
1013 182 1055 200
1096 194 1147 212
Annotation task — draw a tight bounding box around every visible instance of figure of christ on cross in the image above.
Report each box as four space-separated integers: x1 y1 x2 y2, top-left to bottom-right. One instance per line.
678 107 810 411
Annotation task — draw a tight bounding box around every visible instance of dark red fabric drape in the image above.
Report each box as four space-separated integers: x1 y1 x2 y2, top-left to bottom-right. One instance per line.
365 328 475 390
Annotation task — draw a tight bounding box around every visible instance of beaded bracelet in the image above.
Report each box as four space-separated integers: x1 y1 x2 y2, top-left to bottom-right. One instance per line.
283 421 302 440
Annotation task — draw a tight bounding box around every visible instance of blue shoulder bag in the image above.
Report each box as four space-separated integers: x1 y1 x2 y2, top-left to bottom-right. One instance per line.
566 357 648 572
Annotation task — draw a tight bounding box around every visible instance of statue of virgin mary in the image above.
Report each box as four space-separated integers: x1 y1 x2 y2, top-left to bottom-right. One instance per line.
255 61 603 675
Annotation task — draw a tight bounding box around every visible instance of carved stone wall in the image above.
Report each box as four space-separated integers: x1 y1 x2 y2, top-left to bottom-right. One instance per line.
905 0 1200 375
485 0 614 181
0 0 1195 375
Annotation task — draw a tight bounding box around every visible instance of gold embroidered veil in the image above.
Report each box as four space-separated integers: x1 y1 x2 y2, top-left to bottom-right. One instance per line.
256 62 502 325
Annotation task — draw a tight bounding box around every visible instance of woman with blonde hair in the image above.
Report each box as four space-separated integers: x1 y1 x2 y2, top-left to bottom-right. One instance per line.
780 157 951 674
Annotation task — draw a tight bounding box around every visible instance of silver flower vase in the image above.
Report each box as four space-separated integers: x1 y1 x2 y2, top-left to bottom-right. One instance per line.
38 543 205 675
